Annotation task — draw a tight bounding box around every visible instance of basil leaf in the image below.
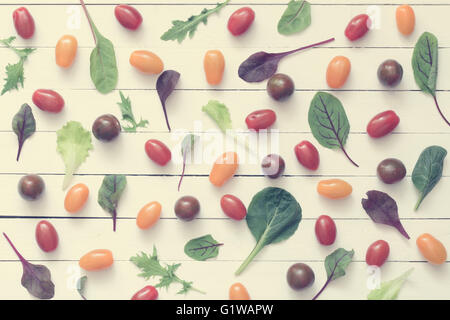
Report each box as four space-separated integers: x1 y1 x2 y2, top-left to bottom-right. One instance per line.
368 268 413 300
312 248 354 300
202 100 232 132
157 70 180 132
98 175 127 232
412 146 447 210
77 275 87 300
236 187 302 275
184 235 223 261
412 32 449 126
12 103 36 161
277 0 311 36
308 92 358 167
361 190 410 239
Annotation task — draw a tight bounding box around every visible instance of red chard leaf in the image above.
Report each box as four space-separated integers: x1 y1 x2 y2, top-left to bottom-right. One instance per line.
156 70 180 131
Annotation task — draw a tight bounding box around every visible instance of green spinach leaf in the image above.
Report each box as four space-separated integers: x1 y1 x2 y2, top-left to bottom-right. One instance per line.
412 32 449 126
184 235 223 261
368 268 413 300
235 187 302 275
308 92 358 167
277 0 311 35
12 103 36 161
412 145 447 210
98 175 127 232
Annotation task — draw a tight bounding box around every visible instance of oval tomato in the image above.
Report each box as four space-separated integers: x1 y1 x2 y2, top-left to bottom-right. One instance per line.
220 194 247 220
345 14 370 41
115 4 143 30
35 220 59 252
294 141 319 171
417 233 447 265
204 50 225 85
227 7 255 36
315 215 336 246
32 89 65 113
367 110 400 138
245 109 276 131
79 249 114 271
13 7 35 39
55 35 78 68
366 240 390 267
145 139 171 166
131 286 158 300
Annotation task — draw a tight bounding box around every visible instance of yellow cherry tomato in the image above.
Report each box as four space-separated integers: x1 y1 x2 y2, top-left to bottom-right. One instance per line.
326 56 351 89
229 282 250 300
416 233 447 265
55 35 78 68
209 152 239 187
79 249 113 271
64 183 89 214
129 50 164 74
317 179 352 199
136 201 161 230
396 5 415 36
204 50 225 85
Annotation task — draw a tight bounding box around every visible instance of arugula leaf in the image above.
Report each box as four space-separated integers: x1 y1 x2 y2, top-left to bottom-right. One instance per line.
202 100 232 132
0 36 36 95
161 1 230 43
368 269 414 300
184 234 223 261
278 0 311 35
56 121 93 190
76 276 88 300
12 103 36 161
130 246 205 295
98 175 127 232
117 91 148 132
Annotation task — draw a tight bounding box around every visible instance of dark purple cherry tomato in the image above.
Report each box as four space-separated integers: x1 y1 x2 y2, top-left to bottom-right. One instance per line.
227 7 255 36
315 215 337 246
367 110 400 138
294 141 319 171
220 194 247 220
145 139 171 166
32 89 64 113
18 174 45 201
366 240 390 267
378 60 403 87
35 220 59 252
267 73 295 101
245 109 276 131
377 158 406 184
131 286 158 300
345 14 371 41
287 263 315 290
92 114 121 142
114 4 143 30
174 196 200 221
261 154 285 179
13 7 35 39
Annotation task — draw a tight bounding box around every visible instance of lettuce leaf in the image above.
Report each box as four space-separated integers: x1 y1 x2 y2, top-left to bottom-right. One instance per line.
368 268 414 300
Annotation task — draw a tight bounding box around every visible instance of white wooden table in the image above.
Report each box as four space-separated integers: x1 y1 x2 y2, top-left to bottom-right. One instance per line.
0 0 449 300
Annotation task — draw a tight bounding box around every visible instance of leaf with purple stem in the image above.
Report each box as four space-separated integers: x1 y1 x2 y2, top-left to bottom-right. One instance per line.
178 134 199 191
156 70 180 132
308 91 358 167
361 190 410 239
184 234 223 261
98 174 127 232
312 248 354 300
3 232 55 299
77 275 87 300
12 103 35 161
238 37 334 83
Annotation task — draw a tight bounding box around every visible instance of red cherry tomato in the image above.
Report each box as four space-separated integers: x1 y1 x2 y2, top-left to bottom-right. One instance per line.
367 110 400 138
35 220 59 252
345 14 370 41
131 286 158 300
366 240 390 267
227 7 255 36
314 215 336 246
145 139 171 166
114 4 143 30
32 89 65 113
220 194 247 220
294 141 319 171
245 109 276 131
13 7 35 39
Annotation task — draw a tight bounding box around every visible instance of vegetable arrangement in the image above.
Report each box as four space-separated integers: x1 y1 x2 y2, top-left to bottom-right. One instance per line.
1 1 448 301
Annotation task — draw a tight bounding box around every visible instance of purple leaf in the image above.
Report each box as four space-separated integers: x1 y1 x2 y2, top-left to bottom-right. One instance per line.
12 103 36 161
238 37 334 83
156 70 180 131
361 191 410 239
3 232 55 299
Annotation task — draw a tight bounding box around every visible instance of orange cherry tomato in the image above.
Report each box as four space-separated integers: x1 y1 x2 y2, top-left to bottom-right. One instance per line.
64 183 89 214
209 152 239 187
79 249 113 271
229 282 250 300
129 50 163 74
416 233 447 265
136 201 161 230
55 35 78 68
317 179 352 199
396 5 415 36
326 56 351 89
204 50 225 85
